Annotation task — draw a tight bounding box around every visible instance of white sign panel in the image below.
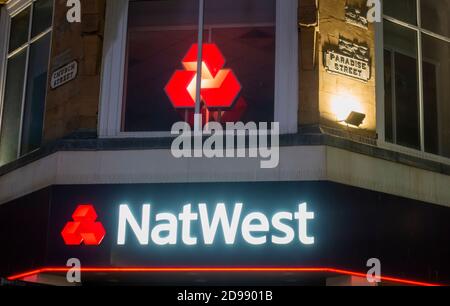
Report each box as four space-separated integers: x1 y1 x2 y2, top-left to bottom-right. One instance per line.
50 61 78 89
324 51 370 82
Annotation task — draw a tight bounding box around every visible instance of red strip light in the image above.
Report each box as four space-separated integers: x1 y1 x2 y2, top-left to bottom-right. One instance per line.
7 267 444 286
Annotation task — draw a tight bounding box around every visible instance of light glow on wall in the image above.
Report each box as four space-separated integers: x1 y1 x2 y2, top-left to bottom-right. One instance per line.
330 93 365 126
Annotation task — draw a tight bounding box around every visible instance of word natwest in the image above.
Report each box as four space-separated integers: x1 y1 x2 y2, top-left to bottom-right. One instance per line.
117 203 315 246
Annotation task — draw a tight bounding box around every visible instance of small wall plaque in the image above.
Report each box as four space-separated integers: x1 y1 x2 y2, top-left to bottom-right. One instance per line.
324 37 371 82
50 60 78 89
345 3 369 29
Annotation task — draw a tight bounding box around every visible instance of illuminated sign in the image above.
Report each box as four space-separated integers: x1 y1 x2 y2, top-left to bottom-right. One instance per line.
165 43 242 109
4 182 447 285
60 202 315 247
117 203 315 246
61 205 106 245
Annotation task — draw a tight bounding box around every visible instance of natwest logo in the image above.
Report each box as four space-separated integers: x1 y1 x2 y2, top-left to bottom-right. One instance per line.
165 43 242 109
61 204 106 246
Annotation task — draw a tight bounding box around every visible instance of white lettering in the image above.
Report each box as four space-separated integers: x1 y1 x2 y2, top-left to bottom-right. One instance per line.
199 203 243 245
116 203 315 247
117 204 150 245
151 213 178 245
294 203 315 245
179 204 198 245
271 212 295 244
242 212 270 245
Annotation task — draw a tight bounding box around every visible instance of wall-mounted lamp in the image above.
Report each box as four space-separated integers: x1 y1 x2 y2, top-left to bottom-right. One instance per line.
330 93 366 128
344 111 366 127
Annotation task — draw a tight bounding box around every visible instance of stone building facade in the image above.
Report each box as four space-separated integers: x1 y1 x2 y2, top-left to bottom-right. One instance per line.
0 0 449 286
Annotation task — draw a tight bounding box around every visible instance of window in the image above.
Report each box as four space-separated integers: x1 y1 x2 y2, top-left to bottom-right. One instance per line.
124 0 275 132
383 0 450 158
0 0 53 166
99 0 298 137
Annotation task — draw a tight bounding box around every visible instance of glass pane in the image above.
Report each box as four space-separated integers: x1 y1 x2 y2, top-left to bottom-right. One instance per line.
394 52 420 149
8 7 31 53
384 49 393 143
123 0 199 132
384 0 417 25
31 0 54 38
421 0 450 38
20 33 51 156
383 20 420 149
203 0 276 124
422 35 450 157
0 51 27 166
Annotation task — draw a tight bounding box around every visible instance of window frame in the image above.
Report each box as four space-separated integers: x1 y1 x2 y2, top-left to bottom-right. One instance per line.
376 0 450 164
98 0 299 138
0 0 54 161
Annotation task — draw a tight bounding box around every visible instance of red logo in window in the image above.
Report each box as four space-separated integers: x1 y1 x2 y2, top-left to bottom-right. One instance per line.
165 43 242 109
61 205 106 246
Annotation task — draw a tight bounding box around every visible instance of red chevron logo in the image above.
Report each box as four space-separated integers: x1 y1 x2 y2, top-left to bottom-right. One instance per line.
165 43 242 110
61 204 106 246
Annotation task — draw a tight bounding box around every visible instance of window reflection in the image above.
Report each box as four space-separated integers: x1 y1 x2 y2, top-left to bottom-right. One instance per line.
384 21 420 149
422 35 450 157
421 0 450 38
123 0 275 132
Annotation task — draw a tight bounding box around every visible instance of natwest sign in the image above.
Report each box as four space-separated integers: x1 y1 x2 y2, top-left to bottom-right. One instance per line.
117 203 315 246
5 183 448 285
6 182 446 284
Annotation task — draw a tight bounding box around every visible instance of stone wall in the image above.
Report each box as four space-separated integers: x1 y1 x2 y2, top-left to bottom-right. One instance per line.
43 0 105 142
317 0 377 136
298 0 320 125
41 0 376 143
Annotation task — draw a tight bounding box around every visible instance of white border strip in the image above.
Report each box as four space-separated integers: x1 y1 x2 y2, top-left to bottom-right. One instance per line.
1 146 450 208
